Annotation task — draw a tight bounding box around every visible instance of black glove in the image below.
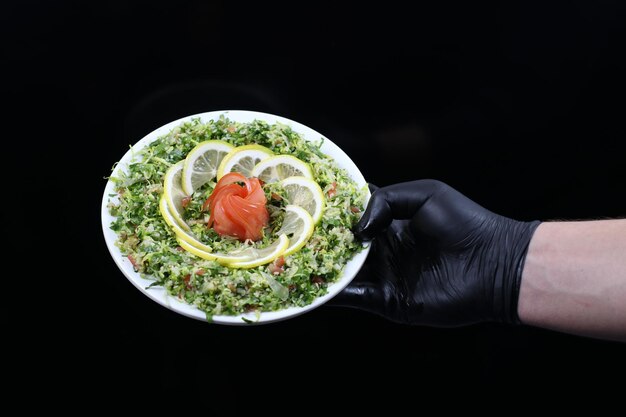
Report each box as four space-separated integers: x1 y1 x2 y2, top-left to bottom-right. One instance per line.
332 179 540 327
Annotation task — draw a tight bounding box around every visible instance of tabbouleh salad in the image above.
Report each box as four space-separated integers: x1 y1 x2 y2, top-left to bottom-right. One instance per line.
106 116 367 320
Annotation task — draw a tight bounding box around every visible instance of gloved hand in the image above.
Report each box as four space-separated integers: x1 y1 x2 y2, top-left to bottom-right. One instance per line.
332 179 540 327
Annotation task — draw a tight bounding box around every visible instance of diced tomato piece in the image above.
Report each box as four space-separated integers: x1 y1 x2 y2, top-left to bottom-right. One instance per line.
268 256 285 275
311 275 324 284
327 181 337 198
128 254 138 268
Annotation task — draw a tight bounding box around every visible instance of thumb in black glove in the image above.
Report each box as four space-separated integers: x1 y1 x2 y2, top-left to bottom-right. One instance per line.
331 179 540 327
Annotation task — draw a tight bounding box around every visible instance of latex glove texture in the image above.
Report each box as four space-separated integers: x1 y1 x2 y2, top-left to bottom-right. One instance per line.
333 180 540 327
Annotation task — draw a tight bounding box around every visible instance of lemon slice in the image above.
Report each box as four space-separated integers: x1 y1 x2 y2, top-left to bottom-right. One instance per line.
216 144 274 179
159 197 212 252
182 140 234 195
280 176 325 224
178 234 290 269
163 161 190 231
278 205 315 257
161 165 289 268
250 155 313 184
160 197 256 263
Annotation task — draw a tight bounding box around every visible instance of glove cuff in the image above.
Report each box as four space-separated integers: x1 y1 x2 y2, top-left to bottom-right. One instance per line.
504 220 541 324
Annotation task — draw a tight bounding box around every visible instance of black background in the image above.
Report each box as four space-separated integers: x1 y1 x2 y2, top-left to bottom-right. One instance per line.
7 0 626 406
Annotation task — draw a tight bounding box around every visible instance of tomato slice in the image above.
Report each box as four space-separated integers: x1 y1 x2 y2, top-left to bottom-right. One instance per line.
228 194 268 241
216 199 247 238
204 172 270 241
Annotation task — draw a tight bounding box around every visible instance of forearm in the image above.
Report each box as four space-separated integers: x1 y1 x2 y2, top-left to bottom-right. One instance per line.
518 220 626 342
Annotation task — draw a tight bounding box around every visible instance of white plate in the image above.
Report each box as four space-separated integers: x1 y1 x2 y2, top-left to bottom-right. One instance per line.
101 110 370 325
